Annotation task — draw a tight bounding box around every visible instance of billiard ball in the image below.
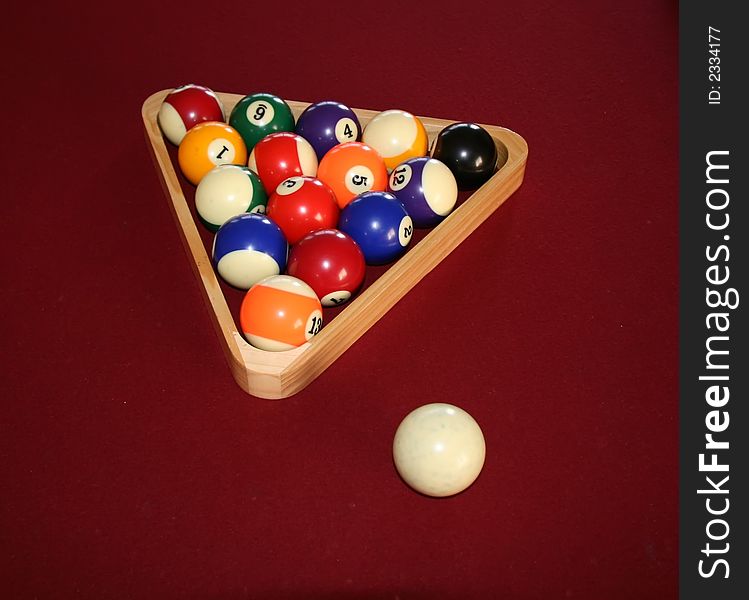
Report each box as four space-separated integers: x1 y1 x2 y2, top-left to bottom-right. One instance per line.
295 100 361 160
393 403 486 497
229 92 295 152
177 121 247 185
212 213 288 289
361 109 428 171
266 177 339 244
430 122 499 190
239 275 323 352
338 191 413 265
157 84 225 146
287 229 365 307
316 142 388 209
387 157 458 228
248 132 318 194
195 165 267 231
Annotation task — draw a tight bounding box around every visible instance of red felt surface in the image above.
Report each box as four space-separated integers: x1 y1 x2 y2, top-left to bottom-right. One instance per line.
1 1 678 598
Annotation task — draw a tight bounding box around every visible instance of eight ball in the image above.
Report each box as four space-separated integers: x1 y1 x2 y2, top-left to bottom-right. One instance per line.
430 122 498 190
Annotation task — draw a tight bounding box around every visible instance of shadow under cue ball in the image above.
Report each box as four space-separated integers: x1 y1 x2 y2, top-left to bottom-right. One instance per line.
430 122 499 191
393 403 486 497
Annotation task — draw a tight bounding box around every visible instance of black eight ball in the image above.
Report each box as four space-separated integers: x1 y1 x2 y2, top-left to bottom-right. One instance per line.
431 122 499 190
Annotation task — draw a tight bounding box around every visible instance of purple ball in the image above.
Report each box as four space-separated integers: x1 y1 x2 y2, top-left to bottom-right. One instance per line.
295 101 361 160
386 157 459 228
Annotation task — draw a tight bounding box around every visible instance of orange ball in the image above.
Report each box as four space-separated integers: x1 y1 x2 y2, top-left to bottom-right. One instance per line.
316 142 388 209
177 121 247 185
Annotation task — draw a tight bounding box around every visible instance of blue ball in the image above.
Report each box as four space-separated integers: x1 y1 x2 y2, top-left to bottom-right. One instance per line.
295 101 361 161
387 157 458 228
212 213 288 289
338 191 414 265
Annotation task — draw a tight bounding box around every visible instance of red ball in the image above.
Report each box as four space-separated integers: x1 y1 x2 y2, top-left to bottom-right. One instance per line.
267 177 340 244
287 229 366 307
247 132 318 194
157 84 225 145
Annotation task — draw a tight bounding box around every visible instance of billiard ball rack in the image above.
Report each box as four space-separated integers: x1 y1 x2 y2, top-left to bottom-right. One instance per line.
142 90 528 399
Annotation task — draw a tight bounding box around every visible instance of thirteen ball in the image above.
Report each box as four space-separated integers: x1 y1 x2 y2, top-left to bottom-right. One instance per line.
267 177 339 244
177 121 247 185
158 84 225 146
287 229 366 307
240 275 323 352
393 403 486 497
387 157 458 228
195 165 267 231
212 213 287 289
295 100 361 160
362 109 428 171
338 191 413 265
248 132 318 194
316 142 388 209
229 93 295 152
430 122 499 190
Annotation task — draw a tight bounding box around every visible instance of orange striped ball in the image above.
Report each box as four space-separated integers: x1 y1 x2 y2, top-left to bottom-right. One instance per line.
240 275 323 352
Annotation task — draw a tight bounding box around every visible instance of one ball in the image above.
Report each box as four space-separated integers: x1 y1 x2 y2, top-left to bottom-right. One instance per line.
248 132 318 194
430 122 499 190
361 109 428 171
240 275 323 352
212 213 288 289
266 176 339 244
316 142 388 209
393 403 486 497
287 229 365 307
178 121 247 186
158 84 225 146
387 157 458 228
295 100 361 160
229 93 295 152
195 165 267 231
338 191 413 265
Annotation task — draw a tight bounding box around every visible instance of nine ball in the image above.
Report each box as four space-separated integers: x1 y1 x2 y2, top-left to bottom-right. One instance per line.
229 93 295 152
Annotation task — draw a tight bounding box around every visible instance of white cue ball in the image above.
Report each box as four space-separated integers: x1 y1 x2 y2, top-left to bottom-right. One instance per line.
393 403 486 497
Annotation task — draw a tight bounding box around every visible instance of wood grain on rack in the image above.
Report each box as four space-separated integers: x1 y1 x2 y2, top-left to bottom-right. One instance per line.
142 90 528 399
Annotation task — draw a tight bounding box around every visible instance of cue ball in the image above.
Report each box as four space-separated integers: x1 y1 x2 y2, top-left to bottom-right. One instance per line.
157 84 225 145
393 403 486 497
430 122 499 190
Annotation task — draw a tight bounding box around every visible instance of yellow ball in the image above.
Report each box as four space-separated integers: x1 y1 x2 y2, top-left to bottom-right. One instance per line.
362 109 428 171
177 121 247 185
